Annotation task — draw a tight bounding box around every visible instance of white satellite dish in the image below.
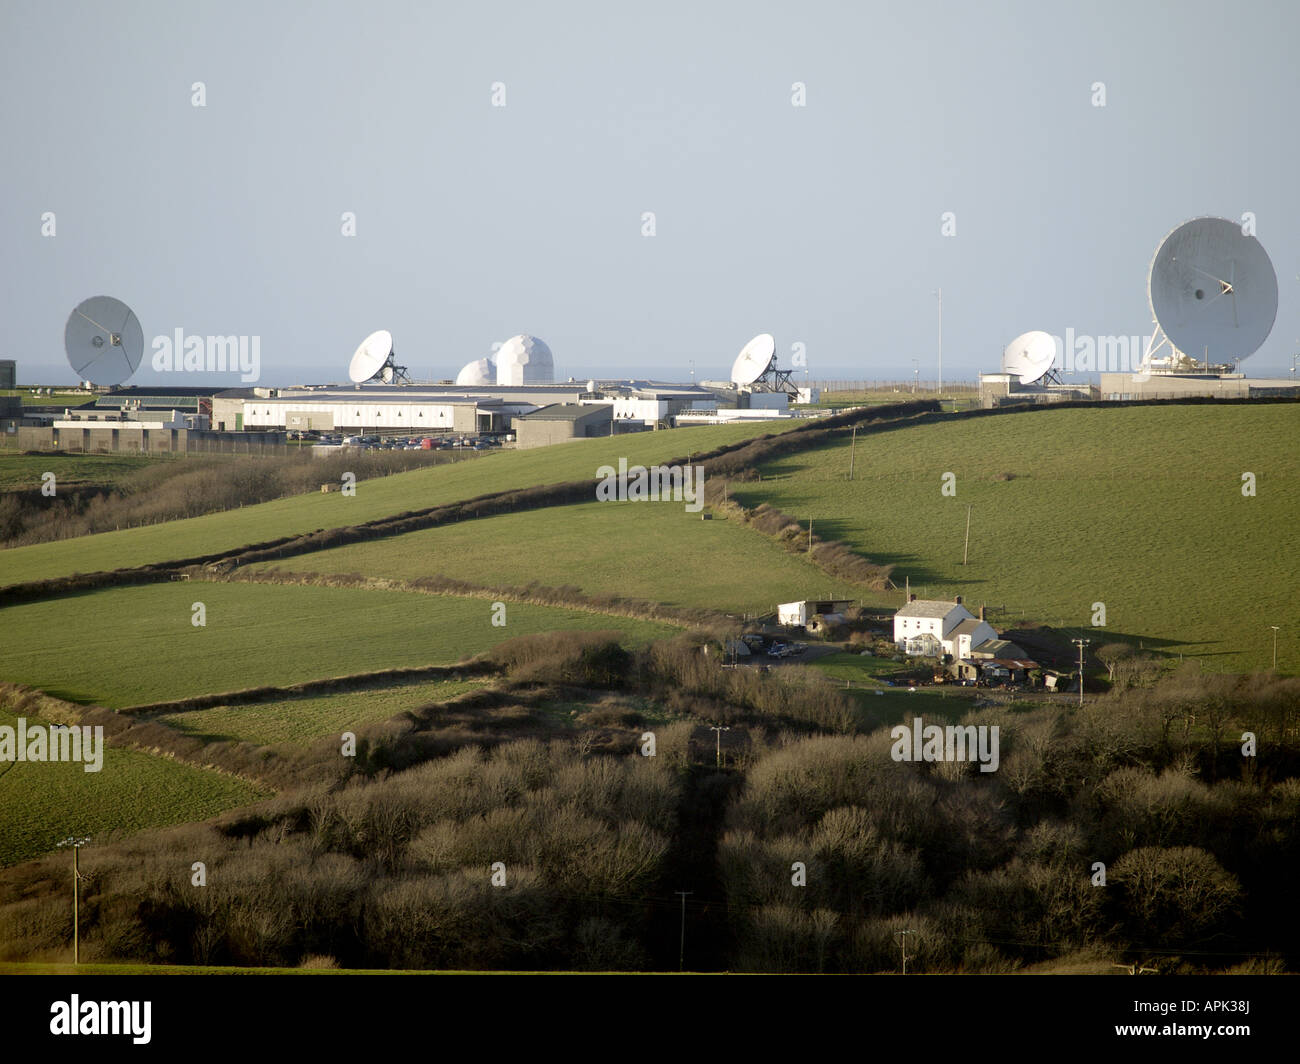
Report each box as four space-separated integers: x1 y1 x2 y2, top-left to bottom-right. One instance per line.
586 380 596 394
348 330 392 383
1146 217 1278 368
1001 331 1056 385
64 296 144 386
347 329 411 384
730 333 776 386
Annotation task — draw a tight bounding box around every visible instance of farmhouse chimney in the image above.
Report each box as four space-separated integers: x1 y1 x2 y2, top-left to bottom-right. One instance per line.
909 594 916 602
979 605 985 621
955 595 962 605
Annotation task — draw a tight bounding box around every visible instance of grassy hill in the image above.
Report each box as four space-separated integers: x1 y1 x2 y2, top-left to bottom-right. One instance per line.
247 499 857 615
0 421 794 586
0 708 270 867
729 404 1298 672
0 453 161 492
155 677 487 745
0 582 677 708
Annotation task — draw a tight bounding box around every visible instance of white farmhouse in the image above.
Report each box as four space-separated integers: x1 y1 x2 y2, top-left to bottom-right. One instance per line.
893 596 997 659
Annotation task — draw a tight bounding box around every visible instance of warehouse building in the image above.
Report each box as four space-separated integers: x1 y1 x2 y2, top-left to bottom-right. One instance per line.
0 395 20 437
17 408 283 453
1097 372 1300 400
514 403 615 448
214 383 604 434
210 381 724 437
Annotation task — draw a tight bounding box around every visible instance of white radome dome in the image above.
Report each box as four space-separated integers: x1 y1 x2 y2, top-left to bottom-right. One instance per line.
496 334 554 386
455 357 497 386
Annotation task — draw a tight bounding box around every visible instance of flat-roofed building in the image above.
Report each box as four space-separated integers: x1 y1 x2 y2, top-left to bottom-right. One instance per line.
514 403 615 448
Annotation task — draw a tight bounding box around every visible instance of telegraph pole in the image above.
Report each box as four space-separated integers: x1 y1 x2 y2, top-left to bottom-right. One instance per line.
57 836 90 965
1270 625 1280 669
895 928 917 975
1072 639 1090 706
675 891 693 971
936 287 943 401
708 724 731 768
962 504 972 565
848 426 857 480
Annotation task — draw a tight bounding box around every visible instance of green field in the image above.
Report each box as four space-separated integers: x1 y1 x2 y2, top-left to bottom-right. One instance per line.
155 678 486 744
807 649 911 684
0 391 95 407
0 421 797 586
0 453 161 492
0 582 677 708
248 499 855 614
732 404 1299 672
0 709 270 867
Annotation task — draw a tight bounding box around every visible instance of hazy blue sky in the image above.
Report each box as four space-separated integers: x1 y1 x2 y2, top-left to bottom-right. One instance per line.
3 0 1297 386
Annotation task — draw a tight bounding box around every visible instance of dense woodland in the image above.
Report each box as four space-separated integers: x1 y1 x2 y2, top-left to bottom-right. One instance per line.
1 630 1295 973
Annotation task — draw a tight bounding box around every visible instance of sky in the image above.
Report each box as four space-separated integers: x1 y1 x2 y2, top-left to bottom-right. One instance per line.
2 0 1298 387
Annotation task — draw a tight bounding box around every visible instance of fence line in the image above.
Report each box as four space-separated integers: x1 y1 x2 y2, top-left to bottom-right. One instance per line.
807 380 978 393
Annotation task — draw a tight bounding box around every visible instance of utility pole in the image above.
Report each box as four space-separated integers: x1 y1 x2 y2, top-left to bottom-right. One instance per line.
936 288 943 402
962 504 972 565
808 519 813 555
848 426 857 480
1072 638 1090 706
57 836 90 965
675 891 693 971
895 928 917 975
708 723 731 768
1270 625 1280 669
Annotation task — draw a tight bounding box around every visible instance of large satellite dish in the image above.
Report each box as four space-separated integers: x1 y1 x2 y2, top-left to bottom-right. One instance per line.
64 296 143 386
348 329 411 385
1001 330 1057 385
730 333 776 385
1145 217 1278 368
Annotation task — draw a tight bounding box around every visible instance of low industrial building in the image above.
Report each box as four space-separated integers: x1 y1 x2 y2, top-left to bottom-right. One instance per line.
210 381 722 437
978 374 1094 407
215 386 522 435
0 396 20 437
514 404 615 448
1097 372 1300 400
17 408 283 453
